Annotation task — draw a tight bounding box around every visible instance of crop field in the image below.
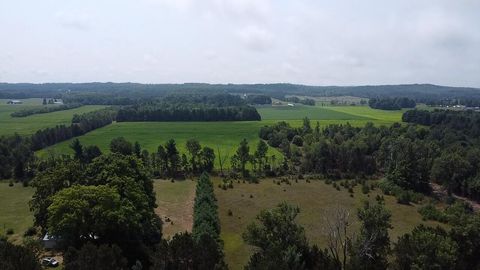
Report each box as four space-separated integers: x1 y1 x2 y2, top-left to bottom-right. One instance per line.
0 182 34 244
0 98 105 136
39 105 403 161
38 121 283 167
257 105 404 125
154 180 196 238
214 178 442 269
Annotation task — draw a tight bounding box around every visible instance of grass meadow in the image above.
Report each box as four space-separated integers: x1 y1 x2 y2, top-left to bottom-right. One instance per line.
0 98 105 136
0 182 35 244
214 178 443 269
153 180 196 239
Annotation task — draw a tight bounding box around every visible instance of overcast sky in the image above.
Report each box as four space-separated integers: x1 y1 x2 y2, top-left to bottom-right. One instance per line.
0 0 479 87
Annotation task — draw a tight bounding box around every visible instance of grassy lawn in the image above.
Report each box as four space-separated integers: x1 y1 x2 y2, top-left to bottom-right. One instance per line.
154 180 196 239
214 178 442 269
0 182 34 244
0 98 105 136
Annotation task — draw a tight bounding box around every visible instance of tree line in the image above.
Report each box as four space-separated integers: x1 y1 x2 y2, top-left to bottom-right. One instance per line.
245 94 272 105
117 105 261 122
10 103 82 117
368 97 416 110
0 108 116 181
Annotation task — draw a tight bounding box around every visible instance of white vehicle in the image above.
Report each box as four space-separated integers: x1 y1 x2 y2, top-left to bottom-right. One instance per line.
41 257 59 267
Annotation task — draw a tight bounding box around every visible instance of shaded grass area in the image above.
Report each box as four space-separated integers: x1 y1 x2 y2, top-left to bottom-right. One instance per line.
0 98 105 136
154 180 196 239
214 178 442 270
0 182 34 244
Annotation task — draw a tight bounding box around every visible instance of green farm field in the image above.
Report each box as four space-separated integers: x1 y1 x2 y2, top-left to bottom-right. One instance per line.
39 105 403 162
38 121 283 167
0 98 105 136
214 178 443 269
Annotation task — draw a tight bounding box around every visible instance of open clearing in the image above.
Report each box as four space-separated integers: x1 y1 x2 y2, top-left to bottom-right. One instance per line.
214 178 443 269
0 182 34 244
154 180 196 238
0 98 105 136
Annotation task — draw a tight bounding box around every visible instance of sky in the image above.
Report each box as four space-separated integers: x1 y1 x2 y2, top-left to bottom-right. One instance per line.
0 0 479 87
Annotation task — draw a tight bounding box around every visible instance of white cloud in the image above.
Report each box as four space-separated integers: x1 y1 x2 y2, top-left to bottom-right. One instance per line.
237 25 274 52
55 11 92 31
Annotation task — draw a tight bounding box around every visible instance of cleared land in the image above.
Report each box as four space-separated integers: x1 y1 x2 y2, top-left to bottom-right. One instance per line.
154 180 196 238
0 98 105 136
0 182 34 244
39 105 403 162
214 178 443 269
38 121 282 167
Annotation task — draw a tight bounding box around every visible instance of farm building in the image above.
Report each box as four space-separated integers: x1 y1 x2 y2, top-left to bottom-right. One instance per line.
6 100 22 104
287 103 295 107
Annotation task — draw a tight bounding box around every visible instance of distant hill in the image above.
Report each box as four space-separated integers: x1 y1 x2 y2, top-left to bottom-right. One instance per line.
0 82 479 102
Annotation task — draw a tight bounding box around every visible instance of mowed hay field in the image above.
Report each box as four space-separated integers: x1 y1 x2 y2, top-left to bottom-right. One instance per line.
215 178 443 269
154 180 196 238
0 182 34 244
257 105 405 126
0 98 105 136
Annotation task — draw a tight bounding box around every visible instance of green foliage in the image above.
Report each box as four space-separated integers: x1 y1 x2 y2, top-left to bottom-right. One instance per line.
109 137 133 155
418 203 448 223
349 201 392 270
0 240 41 270
393 225 457 270
47 185 135 246
242 202 337 270
191 173 225 268
64 242 128 270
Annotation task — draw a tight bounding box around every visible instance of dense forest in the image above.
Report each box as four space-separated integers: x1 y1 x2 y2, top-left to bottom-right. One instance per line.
368 97 416 110
116 94 261 122
2 83 480 105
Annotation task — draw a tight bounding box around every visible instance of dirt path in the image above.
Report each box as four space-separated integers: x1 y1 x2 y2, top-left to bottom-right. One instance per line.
430 182 480 212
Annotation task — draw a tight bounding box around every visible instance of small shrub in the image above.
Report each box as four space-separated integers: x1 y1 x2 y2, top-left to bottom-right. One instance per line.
348 187 354 193
6 228 14 235
362 184 370 194
325 179 332 185
8 181 13 187
227 209 233 216
418 203 448 223
350 194 354 198
24 227 37 237
396 191 411 205
249 194 253 198
170 179 175 183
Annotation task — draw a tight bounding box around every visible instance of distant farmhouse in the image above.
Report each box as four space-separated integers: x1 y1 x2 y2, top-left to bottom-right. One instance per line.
7 100 22 104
